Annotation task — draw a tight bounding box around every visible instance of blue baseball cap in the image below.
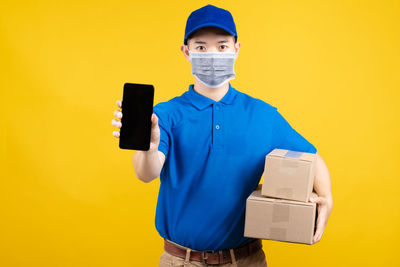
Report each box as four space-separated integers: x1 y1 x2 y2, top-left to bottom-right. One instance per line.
184 4 237 45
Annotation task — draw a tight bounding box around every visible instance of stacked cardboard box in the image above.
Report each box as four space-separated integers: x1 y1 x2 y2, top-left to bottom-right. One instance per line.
244 149 318 245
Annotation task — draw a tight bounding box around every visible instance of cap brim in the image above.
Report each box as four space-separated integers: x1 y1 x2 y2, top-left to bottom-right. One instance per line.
185 23 236 44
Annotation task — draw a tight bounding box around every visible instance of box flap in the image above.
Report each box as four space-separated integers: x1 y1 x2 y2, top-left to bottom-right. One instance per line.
266 148 316 162
249 185 317 207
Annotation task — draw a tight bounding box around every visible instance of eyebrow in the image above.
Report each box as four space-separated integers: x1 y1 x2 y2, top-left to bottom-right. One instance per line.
193 39 229 44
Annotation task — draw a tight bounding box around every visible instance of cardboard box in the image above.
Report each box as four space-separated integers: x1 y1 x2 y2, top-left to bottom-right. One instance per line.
244 184 318 245
261 148 317 202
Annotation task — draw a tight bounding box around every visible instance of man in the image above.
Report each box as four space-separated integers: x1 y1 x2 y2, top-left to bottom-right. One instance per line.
111 4 333 267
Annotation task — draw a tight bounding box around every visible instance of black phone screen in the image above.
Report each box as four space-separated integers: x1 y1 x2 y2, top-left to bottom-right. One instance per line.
119 83 154 150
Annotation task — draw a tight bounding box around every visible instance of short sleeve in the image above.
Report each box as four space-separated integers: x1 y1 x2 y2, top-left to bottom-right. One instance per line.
153 102 171 158
271 108 317 154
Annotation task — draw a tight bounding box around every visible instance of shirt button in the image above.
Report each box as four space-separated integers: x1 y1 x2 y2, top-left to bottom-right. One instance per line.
216 105 220 110
216 125 220 130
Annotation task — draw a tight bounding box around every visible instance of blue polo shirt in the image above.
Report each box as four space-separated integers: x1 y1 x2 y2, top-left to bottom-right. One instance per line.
152 82 317 251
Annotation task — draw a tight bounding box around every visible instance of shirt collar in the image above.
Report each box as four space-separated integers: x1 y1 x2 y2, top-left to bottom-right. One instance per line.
186 82 238 110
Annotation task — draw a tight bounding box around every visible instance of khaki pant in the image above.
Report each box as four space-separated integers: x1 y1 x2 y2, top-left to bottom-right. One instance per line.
159 239 268 267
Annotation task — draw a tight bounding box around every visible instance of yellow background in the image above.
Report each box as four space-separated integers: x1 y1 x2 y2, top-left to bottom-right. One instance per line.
1 0 399 266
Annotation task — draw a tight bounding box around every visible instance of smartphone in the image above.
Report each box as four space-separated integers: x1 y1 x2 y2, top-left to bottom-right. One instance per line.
119 83 154 150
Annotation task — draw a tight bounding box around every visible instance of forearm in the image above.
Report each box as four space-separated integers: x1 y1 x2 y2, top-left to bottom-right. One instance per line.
313 152 333 209
132 150 163 183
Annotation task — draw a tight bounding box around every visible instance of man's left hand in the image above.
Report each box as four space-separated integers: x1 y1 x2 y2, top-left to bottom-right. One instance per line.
309 196 333 244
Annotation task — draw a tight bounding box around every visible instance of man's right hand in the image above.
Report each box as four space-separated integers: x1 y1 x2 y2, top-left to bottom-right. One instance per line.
112 100 165 182
111 100 161 152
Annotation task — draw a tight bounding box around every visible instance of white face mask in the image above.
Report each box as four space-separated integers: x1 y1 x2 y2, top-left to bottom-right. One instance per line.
188 50 237 88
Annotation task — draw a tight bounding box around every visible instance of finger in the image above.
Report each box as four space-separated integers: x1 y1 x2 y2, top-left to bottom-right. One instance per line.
152 113 159 129
314 229 324 243
313 215 326 243
116 100 122 109
318 230 323 242
112 131 120 138
150 114 160 143
111 119 122 128
313 230 321 243
114 110 122 119
315 196 327 204
312 211 322 242
309 196 326 204
311 237 317 244
313 231 319 243
313 224 320 243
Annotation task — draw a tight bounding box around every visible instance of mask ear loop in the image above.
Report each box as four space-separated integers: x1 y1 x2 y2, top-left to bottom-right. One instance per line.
186 45 193 62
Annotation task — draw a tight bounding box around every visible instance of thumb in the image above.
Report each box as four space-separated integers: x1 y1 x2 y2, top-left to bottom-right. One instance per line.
152 113 159 128
150 113 160 144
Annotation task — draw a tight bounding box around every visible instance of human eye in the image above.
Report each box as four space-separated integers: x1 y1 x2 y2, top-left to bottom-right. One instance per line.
219 45 228 50
196 46 206 51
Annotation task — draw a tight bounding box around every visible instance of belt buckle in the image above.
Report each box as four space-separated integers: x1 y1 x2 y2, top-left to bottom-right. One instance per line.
202 250 217 264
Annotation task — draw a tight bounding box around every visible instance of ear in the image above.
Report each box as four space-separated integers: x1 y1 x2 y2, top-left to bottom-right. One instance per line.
234 41 241 59
181 44 190 62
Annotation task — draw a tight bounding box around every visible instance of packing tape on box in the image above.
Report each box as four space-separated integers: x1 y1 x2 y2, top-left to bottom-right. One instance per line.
275 187 294 199
278 150 303 175
284 150 303 158
272 202 290 223
269 227 287 240
279 159 298 175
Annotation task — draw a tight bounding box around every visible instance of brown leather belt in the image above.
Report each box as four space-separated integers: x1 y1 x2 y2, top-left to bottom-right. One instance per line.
164 238 262 265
